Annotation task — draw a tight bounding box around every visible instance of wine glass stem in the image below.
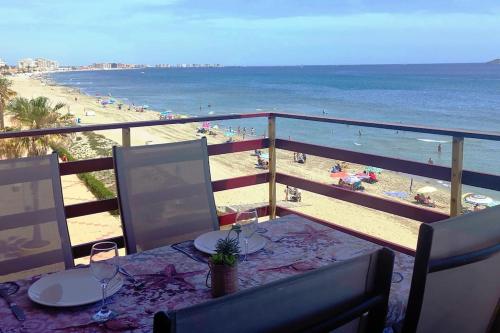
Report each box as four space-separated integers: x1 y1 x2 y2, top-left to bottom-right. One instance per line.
244 239 249 261
100 283 108 312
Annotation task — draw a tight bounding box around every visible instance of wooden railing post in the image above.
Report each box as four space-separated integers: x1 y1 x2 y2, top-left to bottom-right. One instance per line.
122 127 131 147
450 136 464 216
268 115 277 219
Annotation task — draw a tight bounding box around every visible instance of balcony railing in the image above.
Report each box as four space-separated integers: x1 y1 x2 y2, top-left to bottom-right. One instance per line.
2 112 500 258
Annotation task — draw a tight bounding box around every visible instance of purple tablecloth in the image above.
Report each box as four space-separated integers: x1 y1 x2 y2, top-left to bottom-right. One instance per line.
0 214 414 332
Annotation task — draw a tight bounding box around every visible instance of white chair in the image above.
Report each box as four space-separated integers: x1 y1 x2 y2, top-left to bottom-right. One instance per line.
113 138 219 254
0 154 73 281
403 206 500 333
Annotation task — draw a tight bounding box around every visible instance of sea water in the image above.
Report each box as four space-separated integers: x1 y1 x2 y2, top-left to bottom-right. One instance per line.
49 64 500 183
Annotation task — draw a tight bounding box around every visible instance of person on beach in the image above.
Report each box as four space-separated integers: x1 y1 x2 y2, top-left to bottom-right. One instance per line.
251 127 255 135
438 144 442 153
428 157 434 165
358 130 362 136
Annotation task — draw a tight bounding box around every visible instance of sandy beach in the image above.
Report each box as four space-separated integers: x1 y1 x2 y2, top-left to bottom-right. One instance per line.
6 75 453 250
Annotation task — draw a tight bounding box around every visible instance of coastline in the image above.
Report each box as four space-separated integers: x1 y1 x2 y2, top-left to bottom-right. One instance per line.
8 75 459 250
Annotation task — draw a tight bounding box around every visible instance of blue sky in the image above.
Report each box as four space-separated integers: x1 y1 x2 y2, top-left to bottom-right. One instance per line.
1 0 500 66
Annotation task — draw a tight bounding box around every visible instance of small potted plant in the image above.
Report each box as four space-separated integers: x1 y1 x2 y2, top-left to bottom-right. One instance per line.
209 228 240 297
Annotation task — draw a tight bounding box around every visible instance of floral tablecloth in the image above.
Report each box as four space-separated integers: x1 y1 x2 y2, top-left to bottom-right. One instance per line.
0 214 414 332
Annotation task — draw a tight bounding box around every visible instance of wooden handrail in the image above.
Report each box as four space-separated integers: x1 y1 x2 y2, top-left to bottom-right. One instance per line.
2 112 500 141
3 112 500 260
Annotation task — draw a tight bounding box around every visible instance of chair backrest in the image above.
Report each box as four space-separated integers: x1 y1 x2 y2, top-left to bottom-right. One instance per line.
154 248 394 333
0 154 73 282
113 138 219 254
404 206 500 333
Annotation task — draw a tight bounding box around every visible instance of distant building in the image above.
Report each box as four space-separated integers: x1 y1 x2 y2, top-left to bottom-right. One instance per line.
92 63 112 69
17 58 35 71
34 58 59 71
17 57 58 72
0 58 6 67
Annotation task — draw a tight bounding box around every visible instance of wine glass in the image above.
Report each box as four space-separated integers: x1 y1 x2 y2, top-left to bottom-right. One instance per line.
90 241 119 322
234 209 258 260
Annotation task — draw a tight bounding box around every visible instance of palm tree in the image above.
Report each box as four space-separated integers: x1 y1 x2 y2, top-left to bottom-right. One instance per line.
0 77 17 130
7 96 73 156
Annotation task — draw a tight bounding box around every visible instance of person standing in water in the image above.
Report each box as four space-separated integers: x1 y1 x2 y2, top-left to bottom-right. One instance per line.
437 144 442 153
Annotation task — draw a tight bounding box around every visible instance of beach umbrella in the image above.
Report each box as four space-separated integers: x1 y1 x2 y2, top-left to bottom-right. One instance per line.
464 193 493 205
330 171 348 178
417 186 437 194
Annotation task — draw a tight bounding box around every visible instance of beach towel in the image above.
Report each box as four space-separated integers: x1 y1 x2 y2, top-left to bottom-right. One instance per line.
330 171 348 178
384 191 408 199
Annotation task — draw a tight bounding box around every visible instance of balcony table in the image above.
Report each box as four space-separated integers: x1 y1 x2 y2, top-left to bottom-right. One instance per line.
0 214 413 332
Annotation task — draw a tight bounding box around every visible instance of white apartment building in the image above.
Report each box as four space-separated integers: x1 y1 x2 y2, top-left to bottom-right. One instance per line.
34 58 59 71
17 57 58 71
0 58 6 67
17 58 35 70
93 63 112 69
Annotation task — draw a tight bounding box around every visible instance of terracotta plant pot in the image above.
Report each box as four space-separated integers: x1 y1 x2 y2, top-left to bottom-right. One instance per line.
209 260 238 298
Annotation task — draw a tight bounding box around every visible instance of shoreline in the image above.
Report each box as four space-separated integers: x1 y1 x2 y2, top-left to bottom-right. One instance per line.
7 75 465 250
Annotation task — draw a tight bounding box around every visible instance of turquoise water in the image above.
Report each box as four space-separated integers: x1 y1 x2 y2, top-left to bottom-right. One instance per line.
49 64 500 178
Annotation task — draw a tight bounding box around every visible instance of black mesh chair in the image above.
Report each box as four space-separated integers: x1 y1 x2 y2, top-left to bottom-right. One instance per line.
154 248 394 333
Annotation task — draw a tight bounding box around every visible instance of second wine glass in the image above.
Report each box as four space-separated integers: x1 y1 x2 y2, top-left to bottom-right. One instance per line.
90 241 119 322
234 209 258 260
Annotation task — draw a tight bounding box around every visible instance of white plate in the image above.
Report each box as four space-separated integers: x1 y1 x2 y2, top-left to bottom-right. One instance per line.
28 268 123 307
194 230 267 255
